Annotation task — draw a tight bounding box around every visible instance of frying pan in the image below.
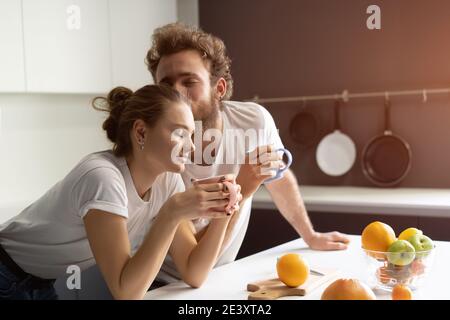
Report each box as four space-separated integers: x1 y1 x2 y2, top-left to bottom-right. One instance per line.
289 100 320 147
316 100 356 176
361 98 412 187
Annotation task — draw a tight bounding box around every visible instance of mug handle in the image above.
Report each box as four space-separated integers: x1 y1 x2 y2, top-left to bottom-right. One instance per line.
264 148 293 183
276 148 293 174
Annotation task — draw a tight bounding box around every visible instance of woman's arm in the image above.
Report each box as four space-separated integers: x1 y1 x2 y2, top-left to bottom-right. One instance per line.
84 183 230 300
168 179 243 288
84 206 179 300
168 217 231 288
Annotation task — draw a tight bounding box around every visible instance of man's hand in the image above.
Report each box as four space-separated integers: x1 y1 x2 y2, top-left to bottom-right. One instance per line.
236 145 283 199
303 231 350 251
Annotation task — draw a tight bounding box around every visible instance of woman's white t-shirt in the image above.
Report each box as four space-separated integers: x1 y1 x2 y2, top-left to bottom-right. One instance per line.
0 150 184 279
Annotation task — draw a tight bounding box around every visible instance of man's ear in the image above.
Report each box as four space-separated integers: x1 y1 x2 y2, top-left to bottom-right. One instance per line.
214 78 227 100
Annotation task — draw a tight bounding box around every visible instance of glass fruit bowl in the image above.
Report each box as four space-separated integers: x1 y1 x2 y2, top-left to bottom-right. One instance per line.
362 246 436 291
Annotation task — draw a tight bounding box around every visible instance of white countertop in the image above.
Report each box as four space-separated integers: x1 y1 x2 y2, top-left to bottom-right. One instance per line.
144 235 450 300
253 186 450 217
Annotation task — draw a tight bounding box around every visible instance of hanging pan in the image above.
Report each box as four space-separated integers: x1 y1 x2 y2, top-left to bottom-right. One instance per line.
289 100 320 147
316 99 356 176
361 96 412 187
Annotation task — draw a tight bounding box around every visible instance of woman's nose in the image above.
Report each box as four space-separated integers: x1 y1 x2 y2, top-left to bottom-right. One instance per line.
189 138 195 154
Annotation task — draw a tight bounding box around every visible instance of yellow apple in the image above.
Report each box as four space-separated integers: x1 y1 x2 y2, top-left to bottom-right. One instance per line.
398 228 422 241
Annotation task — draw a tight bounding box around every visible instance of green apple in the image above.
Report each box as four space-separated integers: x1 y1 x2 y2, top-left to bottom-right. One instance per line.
407 234 434 258
387 240 416 266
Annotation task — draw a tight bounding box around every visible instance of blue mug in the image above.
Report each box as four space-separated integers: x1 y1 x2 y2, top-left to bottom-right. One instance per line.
264 148 293 183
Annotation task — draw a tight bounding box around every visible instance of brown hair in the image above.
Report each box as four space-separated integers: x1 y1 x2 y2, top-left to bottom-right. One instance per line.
93 84 188 157
146 22 233 100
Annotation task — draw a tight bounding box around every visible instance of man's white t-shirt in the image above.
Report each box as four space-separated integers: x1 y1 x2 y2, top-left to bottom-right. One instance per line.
0 150 184 279
157 100 284 284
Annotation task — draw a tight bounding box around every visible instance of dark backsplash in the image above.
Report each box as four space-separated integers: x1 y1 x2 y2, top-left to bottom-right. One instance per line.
200 0 450 188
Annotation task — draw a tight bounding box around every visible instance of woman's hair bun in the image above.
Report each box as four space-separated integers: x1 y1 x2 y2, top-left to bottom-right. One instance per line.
93 86 133 143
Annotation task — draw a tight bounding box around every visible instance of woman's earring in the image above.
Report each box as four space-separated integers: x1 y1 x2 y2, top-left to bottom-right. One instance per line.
139 140 145 151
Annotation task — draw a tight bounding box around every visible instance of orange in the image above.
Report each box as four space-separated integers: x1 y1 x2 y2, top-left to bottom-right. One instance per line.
276 253 309 287
392 284 413 300
321 278 376 300
410 259 425 276
362 221 397 252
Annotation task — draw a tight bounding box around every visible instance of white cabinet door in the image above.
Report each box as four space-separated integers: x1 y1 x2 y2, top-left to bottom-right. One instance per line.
0 0 26 92
22 0 112 93
109 0 177 90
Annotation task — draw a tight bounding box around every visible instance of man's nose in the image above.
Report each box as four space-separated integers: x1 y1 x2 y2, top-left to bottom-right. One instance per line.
173 83 187 97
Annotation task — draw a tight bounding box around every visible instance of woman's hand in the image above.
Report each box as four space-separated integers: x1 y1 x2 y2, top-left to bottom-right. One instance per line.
164 174 242 221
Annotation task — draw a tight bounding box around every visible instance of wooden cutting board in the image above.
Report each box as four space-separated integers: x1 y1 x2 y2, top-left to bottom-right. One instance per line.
247 267 338 300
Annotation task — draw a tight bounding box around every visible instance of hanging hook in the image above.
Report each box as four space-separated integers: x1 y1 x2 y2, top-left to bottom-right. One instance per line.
422 89 428 103
342 89 349 103
300 97 307 109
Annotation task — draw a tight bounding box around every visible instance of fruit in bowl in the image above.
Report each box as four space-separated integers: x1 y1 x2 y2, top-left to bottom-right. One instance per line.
387 240 416 266
362 221 396 252
408 234 434 259
362 223 436 291
361 221 397 260
398 227 422 241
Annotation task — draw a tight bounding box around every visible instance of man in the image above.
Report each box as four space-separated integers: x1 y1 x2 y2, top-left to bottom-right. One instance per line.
146 23 350 284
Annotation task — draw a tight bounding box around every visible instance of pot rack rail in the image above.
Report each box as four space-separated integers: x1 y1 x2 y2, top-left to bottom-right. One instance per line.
249 87 450 104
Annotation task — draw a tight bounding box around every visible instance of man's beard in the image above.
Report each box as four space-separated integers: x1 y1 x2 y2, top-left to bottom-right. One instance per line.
194 93 221 131
190 93 222 165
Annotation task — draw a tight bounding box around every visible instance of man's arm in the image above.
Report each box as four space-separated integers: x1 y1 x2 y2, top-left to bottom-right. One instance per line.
264 169 350 250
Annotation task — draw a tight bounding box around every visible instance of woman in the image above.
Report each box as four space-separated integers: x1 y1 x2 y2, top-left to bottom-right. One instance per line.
0 84 241 300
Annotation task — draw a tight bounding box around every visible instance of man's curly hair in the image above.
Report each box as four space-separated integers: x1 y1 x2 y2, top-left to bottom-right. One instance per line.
146 23 233 100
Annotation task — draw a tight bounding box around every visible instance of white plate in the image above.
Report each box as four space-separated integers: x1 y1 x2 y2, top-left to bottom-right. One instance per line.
316 130 356 176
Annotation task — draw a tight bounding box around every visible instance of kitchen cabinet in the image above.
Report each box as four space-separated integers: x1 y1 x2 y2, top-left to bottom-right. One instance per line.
22 0 112 93
0 0 26 92
109 0 177 90
2 0 177 94
418 217 450 241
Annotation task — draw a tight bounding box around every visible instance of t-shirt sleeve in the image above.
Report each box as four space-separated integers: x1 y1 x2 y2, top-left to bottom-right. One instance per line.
167 173 186 197
71 167 128 219
258 105 285 150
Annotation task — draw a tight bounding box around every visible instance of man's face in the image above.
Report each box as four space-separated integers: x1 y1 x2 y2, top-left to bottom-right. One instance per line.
155 49 220 129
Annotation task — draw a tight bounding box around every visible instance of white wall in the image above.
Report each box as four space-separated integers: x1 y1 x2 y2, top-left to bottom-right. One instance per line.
0 0 199 223
0 94 111 220
177 0 199 26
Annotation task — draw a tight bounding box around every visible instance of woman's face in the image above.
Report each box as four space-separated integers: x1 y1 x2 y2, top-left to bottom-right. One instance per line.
141 101 195 173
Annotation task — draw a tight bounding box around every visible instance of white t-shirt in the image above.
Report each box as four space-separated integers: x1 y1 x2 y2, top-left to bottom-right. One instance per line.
0 150 184 279
157 100 284 284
